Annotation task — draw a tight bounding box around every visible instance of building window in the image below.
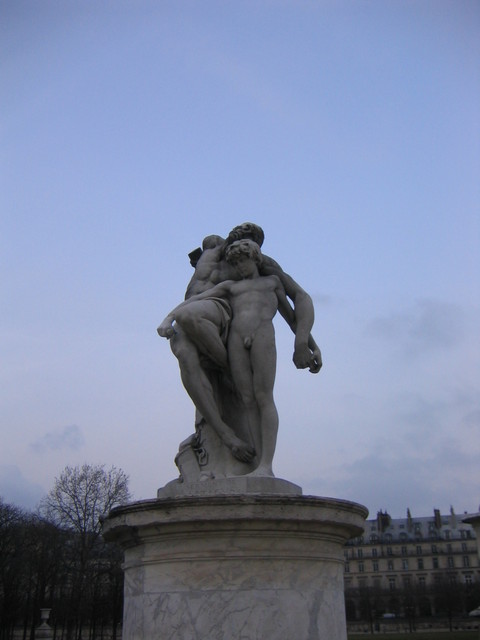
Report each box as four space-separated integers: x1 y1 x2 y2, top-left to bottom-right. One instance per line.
373 562 379 572
387 546 393 556
403 576 411 587
418 576 426 589
372 548 378 557
402 559 409 570
465 575 473 585
463 556 470 568
389 578 396 591
401 546 407 556
416 545 422 555
399 532 407 541
417 559 424 570
388 560 394 571
448 557 454 568
357 549 363 558
433 557 439 569
461 543 467 552
359 562 365 573
445 530 450 539
345 563 350 573
370 534 378 542
431 544 437 553
447 543 452 553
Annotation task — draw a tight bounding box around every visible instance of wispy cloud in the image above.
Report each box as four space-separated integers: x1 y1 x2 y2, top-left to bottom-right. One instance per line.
312 293 335 307
328 439 479 518
367 298 464 356
0 465 45 510
30 424 85 453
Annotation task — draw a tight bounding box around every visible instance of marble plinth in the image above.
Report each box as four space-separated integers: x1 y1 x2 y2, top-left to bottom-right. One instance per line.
103 491 367 640
157 475 302 498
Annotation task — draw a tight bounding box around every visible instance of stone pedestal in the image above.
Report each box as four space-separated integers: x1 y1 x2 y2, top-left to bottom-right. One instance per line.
35 608 53 639
103 482 367 640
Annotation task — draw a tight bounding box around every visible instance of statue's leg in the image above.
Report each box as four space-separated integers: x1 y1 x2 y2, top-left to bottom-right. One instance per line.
227 332 262 465
248 325 278 476
174 300 228 370
170 328 255 463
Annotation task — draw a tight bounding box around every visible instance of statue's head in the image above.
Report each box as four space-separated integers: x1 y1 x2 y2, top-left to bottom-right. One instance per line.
225 239 263 266
202 234 224 250
226 222 264 248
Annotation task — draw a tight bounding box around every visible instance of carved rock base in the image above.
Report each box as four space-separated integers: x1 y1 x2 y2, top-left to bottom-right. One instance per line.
102 493 367 640
157 475 302 498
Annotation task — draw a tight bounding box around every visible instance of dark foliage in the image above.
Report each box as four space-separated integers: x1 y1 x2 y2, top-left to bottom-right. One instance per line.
0 464 130 640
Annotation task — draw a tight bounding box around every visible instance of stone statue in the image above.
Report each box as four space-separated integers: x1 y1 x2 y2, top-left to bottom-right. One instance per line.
158 223 321 481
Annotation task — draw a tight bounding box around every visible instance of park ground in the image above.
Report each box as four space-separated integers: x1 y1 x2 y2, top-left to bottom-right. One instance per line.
349 633 478 640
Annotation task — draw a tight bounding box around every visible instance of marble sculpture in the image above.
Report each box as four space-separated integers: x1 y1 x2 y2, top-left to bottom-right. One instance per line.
157 223 321 481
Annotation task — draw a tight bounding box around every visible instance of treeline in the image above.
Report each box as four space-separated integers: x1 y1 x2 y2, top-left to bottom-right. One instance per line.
345 579 480 633
0 464 130 640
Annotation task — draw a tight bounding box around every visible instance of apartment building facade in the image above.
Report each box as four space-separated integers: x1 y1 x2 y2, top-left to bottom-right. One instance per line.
344 507 479 621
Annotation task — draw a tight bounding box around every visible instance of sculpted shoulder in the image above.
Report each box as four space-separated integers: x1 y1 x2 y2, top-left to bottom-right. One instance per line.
194 244 223 278
258 254 282 277
185 243 240 297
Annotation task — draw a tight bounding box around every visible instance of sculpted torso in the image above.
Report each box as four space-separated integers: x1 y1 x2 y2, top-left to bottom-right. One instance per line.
185 241 282 299
227 276 281 331
185 244 239 297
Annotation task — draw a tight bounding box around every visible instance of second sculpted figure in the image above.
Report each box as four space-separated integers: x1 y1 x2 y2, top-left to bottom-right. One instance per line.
158 223 321 480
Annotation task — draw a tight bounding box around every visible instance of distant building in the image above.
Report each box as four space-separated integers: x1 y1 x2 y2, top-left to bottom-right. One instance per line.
344 507 479 621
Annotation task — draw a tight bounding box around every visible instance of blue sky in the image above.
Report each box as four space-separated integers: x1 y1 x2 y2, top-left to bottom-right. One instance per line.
1 1 479 518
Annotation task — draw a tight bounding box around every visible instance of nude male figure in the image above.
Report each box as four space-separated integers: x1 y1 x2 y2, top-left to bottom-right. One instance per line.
160 240 295 476
157 223 321 464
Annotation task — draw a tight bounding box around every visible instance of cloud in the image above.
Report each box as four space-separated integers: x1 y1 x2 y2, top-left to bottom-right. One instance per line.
367 298 464 356
393 391 457 435
312 293 335 307
325 429 479 518
30 424 85 453
300 378 480 518
463 408 480 428
0 465 45 510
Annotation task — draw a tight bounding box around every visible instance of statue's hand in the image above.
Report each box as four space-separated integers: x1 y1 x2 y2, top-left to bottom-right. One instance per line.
293 343 314 370
157 318 176 339
308 347 322 374
293 344 322 374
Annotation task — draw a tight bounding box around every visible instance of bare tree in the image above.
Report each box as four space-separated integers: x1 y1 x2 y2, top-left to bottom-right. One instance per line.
0 498 26 640
41 464 130 539
40 464 130 640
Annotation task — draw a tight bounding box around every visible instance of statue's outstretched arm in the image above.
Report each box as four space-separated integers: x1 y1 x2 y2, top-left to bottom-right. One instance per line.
262 256 322 373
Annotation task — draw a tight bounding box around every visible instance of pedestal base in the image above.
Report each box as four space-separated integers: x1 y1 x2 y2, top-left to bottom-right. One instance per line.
157 475 302 498
103 493 367 640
